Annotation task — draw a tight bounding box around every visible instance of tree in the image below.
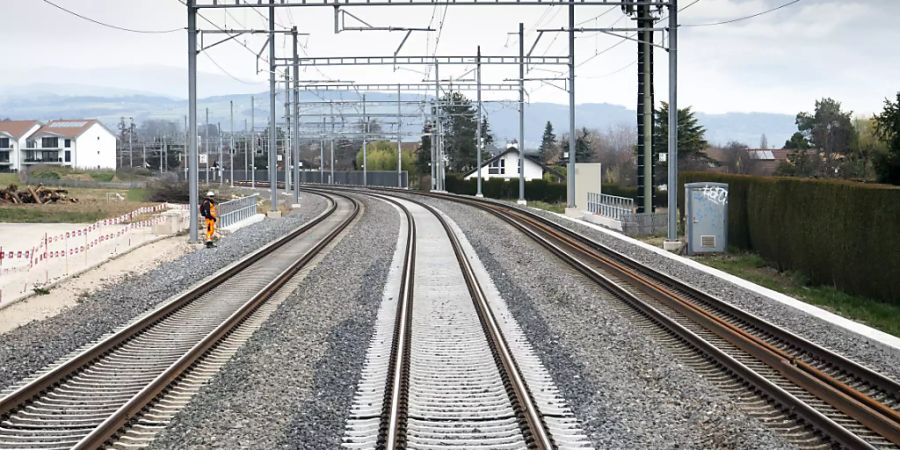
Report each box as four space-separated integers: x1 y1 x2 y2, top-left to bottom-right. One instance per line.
434 91 491 173
795 97 854 177
783 131 810 149
355 140 417 175
872 92 900 184
560 127 594 163
760 134 768 149
654 102 710 169
417 121 433 176
719 141 751 174
538 121 557 164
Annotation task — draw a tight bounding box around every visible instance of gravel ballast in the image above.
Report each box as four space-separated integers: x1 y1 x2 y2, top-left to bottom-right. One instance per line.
0 193 329 392
519 204 900 381
149 194 399 449
409 195 792 449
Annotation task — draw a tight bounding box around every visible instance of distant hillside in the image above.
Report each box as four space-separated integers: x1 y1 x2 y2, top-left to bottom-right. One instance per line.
0 87 795 148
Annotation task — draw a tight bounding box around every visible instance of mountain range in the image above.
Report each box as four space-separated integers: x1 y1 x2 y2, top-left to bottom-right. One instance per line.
0 82 796 148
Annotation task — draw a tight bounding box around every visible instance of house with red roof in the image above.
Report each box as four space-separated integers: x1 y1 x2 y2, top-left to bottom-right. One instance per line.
0 120 42 173
0 119 116 172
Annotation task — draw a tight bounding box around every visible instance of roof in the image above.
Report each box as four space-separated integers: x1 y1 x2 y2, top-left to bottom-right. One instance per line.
33 119 108 139
464 147 566 180
747 148 789 161
0 120 41 140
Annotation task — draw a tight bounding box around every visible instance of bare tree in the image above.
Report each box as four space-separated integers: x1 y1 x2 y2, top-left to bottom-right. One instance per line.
721 141 751 174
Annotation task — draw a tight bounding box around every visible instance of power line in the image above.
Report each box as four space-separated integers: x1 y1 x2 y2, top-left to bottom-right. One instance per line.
682 0 801 27
42 0 182 34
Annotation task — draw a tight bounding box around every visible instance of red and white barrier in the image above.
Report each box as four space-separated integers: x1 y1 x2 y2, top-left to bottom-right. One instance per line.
0 203 187 306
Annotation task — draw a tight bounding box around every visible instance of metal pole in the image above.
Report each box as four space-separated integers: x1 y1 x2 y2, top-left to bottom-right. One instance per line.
433 63 439 191
330 103 335 184
362 94 368 187
251 96 256 188
566 2 576 209
292 27 301 204
435 63 442 191
187 0 199 242
244 118 248 181
518 22 526 205
320 136 324 183
230 100 234 187
218 121 223 185
142 142 146 169
284 71 291 194
397 83 403 188
667 0 679 242
205 108 210 184
128 119 133 169
268 0 278 212
476 46 483 198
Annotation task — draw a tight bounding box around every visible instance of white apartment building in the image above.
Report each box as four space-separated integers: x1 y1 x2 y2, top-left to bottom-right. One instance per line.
0 119 117 172
0 120 41 173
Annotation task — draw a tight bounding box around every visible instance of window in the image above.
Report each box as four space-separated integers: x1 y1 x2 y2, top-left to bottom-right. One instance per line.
64 151 71 162
65 139 71 148
42 137 59 148
0 138 9 148
488 158 505 175
26 140 35 149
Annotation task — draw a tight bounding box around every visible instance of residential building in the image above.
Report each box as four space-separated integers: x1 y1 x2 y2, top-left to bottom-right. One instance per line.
0 120 41 172
464 141 560 182
23 119 116 170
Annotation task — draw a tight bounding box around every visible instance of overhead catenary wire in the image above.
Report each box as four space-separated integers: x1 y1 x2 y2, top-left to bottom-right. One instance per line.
682 0 801 27
41 0 183 34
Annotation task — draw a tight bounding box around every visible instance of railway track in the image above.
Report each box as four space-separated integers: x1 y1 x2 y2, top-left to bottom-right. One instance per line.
0 191 359 450
337 191 591 449
404 190 900 450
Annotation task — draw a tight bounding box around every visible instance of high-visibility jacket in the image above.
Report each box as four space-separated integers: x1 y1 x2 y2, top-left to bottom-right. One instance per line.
200 198 217 221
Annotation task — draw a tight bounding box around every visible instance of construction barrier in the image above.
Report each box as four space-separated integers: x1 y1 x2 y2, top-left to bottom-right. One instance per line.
0 204 188 306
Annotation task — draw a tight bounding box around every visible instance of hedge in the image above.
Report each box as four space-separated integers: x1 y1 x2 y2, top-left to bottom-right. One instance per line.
679 172 900 305
445 174 666 205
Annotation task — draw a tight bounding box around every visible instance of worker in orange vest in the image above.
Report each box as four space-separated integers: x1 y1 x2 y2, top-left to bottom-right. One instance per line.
200 191 218 248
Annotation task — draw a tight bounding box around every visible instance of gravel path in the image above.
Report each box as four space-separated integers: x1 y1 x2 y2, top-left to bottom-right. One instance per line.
408 195 792 450
149 194 399 449
0 194 329 392
516 204 900 381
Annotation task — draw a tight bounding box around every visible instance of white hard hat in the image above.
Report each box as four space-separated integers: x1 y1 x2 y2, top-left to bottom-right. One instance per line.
206 191 215 197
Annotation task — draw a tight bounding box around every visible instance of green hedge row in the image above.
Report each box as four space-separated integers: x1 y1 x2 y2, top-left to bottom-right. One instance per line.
445 175 568 203
445 174 666 205
679 172 900 304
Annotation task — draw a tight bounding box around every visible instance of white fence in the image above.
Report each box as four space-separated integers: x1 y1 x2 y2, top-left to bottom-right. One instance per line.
217 194 259 229
587 192 634 221
0 204 187 306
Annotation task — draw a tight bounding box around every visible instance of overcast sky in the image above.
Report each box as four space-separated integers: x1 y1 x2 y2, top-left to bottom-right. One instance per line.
2 0 898 116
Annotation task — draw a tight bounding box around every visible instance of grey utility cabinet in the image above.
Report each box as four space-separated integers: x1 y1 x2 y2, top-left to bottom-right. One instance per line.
685 182 728 255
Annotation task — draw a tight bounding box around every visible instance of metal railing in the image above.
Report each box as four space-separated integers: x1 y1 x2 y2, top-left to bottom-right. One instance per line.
586 192 634 221
217 194 259 229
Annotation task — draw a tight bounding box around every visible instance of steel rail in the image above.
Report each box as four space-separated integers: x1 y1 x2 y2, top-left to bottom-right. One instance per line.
0 191 359 449
344 189 554 449
418 191 900 449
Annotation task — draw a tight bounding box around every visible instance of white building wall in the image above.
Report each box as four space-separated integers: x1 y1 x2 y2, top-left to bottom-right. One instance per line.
464 151 544 181
73 123 116 170
5 124 40 172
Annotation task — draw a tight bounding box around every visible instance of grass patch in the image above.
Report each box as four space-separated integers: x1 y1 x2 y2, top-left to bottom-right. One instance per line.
0 187 156 223
527 200 565 214
89 171 115 182
0 173 21 185
696 252 900 337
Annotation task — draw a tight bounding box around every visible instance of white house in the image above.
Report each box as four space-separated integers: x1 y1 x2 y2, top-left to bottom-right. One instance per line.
24 120 117 170
463 142 553 182
0 120 41 172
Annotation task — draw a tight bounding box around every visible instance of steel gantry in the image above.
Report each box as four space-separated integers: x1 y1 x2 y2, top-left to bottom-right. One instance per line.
185 0 681 244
